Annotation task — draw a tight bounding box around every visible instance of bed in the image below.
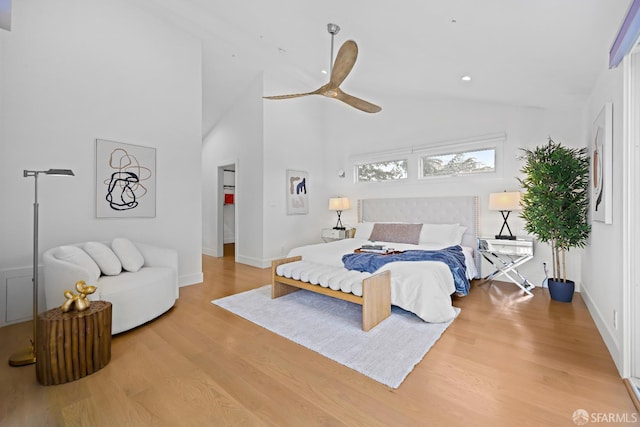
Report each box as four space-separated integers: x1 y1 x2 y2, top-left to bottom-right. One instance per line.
273 196 480 326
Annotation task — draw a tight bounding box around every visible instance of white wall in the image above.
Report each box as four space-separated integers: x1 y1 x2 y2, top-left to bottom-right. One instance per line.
262 82 328 263
202 71 328 268
322 94 585 287
581 65 625 372
202 75 264 266
0 0 203 326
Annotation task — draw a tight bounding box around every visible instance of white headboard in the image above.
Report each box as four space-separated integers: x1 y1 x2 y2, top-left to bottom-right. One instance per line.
357 196 479 270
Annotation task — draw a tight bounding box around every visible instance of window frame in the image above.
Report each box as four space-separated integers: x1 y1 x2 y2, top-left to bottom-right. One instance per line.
418 146 497 179
349 133 505 184
415 134 504 182
354 158 409 183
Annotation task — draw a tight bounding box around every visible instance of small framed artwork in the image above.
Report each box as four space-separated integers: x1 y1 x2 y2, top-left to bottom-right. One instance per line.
591 103 613 224
286 169 308 215
96 139 156 218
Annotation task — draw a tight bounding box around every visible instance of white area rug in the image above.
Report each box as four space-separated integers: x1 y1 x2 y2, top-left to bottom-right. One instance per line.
212 285 458 388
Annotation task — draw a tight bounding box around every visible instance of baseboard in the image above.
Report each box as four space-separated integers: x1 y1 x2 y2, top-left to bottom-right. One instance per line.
202 247 218 257
179 272 203 287
623 378 640 413
580 284 622 374
235 255 270 269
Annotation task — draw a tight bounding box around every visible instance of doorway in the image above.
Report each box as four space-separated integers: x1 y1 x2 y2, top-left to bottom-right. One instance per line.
217 162 237 260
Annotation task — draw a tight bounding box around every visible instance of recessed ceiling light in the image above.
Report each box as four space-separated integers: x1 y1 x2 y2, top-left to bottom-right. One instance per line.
321 70 328 75
461 75 472 82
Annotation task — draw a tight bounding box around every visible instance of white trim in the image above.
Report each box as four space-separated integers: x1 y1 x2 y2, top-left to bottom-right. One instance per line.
237 255 270 269
202 247 216 257
350 132 506 163
179 273 203 287
581 283 622 365
351 149 411 165
622 45 640 380
418 147 498 180
350 132 506 183
412 132 506 155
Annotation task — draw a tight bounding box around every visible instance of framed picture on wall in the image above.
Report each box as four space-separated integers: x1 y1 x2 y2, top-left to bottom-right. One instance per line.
286 169 308 215
591 102 613 224
96 139 156 218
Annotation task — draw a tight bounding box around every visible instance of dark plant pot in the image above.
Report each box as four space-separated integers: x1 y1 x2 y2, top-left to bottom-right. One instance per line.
548 279 575 302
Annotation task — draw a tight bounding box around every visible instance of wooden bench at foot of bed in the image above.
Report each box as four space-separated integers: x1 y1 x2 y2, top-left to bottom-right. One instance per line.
271 256 391 331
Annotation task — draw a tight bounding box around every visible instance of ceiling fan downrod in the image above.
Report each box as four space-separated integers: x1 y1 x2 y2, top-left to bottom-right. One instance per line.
327 23 340 75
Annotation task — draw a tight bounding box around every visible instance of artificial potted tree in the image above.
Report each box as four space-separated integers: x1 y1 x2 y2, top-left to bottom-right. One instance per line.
518 138 591 302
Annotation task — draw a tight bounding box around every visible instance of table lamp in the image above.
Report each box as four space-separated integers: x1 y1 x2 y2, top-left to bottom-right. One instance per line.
488 191 521 240
328 197 350 230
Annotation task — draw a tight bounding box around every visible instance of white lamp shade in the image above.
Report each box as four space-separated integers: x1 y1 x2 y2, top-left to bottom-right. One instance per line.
329 197 351 211
488 192 522 211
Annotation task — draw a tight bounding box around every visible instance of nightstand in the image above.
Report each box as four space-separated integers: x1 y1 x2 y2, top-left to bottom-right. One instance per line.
321 228 354 242
477 237 535 295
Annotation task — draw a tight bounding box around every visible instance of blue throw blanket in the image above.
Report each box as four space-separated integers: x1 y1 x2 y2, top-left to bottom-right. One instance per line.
342 246 469 295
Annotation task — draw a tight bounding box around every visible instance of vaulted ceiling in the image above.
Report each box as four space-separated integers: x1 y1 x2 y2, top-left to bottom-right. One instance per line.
137 0 631 136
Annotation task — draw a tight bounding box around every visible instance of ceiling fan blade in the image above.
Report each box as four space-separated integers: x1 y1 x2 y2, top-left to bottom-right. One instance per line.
263 89 321 100
335 89 382 113
328 40 358 89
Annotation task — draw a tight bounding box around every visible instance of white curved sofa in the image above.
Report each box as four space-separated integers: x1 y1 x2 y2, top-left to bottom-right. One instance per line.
43 239 179 334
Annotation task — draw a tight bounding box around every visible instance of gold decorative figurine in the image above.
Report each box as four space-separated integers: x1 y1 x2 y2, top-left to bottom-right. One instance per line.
60 281 97 313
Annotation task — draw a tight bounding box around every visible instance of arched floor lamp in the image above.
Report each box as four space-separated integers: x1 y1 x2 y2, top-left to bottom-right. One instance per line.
9 168 75 367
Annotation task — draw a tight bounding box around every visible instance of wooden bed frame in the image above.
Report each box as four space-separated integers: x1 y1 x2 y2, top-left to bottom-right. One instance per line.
271 256 391 331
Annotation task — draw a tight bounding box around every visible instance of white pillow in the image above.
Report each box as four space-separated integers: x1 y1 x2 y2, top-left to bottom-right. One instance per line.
419 223 461 245
111 238 145 272
354 222 375 239
453 225 468 245
53 245 101 284
83 242 122 276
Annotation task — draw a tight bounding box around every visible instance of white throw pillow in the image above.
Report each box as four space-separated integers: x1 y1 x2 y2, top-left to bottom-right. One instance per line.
83 242 122 276
419 223 461 245
53 245 101 284
111 238 145 272
354 222 375 239
453 225 468 245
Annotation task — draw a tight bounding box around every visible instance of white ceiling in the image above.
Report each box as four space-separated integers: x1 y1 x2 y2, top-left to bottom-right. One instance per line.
137 0 631 136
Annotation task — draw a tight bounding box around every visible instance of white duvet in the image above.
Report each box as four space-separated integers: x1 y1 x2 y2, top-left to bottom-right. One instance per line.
286 239 478 323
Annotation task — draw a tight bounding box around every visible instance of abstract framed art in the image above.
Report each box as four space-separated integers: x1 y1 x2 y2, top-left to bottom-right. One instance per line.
286 169 308 215
95 139 156 218
591 102 613 224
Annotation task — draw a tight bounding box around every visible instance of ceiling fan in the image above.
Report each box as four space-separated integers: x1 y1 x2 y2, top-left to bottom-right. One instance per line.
263 23 382 114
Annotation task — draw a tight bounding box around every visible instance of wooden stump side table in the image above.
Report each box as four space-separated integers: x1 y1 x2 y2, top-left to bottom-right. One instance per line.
36 300 112 386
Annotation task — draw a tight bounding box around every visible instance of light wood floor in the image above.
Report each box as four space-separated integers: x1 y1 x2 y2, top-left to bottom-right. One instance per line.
1 245 637 426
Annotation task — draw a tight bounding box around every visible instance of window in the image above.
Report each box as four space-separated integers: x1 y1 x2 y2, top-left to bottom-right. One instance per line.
350 132 504 183
420 148 495 178
356 159 408 182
